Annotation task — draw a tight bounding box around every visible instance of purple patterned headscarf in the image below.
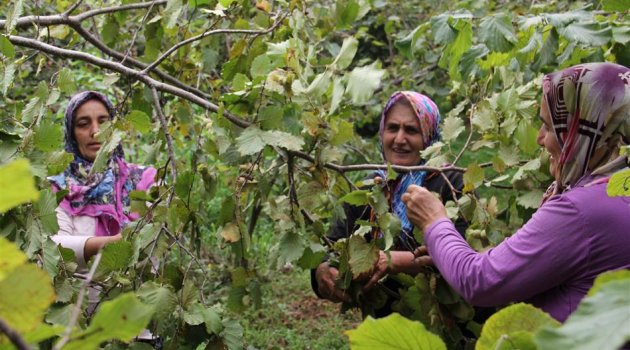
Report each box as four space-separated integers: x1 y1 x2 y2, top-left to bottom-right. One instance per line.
49 91 156 236
542 62 630 196
377 91 442 250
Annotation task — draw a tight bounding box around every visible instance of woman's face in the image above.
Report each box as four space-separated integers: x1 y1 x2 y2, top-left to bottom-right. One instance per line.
537 97 562 181
382 102 424 166
73 99 110 162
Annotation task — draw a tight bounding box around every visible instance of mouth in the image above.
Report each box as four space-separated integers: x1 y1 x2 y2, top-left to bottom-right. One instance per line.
87 143 102 150
391 148 411 154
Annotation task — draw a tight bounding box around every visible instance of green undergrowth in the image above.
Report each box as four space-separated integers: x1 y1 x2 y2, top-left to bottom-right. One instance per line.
239 267 362 350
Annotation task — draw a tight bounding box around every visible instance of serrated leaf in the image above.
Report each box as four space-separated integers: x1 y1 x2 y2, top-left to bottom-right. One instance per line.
516 190 543 209
277 232 304 267
557 21 612 46
535 277 630 350
2 61 16 96
47 151 73 175
606 168 630 197
35 188 59 233
164 0 184 29
479 14 517 52
136 281 178 320
57 67 76 95
127 110 152 134
96 240 133 275
306 70 332 96
347 235 378 276
332 36 358 70
0 239 55 335
442 117 465 141
330 119 354 146
62 293 154 350
345 62 385 104
90 129 123 175
220 318 244 350
463 163 484 192
0 158 39 213
0 35 15 58
5 0 24 33
346 313 446 349
478 303 560 350
34 119 63 152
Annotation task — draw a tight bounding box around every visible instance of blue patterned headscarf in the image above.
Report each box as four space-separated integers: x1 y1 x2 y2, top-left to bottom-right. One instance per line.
377 91 441 249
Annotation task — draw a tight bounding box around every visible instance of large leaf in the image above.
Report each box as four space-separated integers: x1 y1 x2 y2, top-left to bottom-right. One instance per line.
345 62 385 104
96 240 134 275
0 158 39 213
34 118 63 152
345 313 446 349
479 14 517 52
477 303 560 350
332 36 359 70
347 235 378 277
236 126 304 156
136 281 178 320
62 293 154 350
127 110 152 134
0 35 15 58
535 275 630 350
0 238 55 336
606 168 630 197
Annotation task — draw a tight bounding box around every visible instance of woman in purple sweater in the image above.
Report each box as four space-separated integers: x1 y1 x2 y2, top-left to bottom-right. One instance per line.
403 62 630 322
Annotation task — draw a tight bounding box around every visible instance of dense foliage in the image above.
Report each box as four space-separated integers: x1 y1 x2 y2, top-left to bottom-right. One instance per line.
0 0 629 348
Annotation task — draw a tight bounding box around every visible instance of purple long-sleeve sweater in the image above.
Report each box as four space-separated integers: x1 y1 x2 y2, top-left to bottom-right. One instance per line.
425 176 630 322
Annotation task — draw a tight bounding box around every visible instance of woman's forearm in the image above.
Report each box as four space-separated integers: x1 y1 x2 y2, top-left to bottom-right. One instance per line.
83 234 121 261
389 251 428 276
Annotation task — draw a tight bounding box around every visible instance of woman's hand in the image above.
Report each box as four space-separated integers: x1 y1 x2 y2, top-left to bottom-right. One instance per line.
402 185 448 231
315 262 351 303
84 233 122 261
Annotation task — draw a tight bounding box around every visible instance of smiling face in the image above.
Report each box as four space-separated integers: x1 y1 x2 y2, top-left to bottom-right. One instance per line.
537 96 562 181
382 101 424 166
73 99 111 162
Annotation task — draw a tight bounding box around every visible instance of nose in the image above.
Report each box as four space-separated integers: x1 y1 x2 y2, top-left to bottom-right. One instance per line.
536 126 545 147
394 128 406 144
90 121 100 138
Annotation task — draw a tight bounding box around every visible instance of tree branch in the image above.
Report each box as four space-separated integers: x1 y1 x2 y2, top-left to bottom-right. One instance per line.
0 318 29 350
54 252 103 350
150 86 178 194
142 12 287 75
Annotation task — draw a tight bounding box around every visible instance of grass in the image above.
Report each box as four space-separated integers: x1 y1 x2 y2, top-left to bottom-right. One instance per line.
239 267 362 350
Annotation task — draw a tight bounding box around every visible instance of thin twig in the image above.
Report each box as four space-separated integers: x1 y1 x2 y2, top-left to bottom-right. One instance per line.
150 86 177 200
142 12 287 75
452 103 475 166
54 253 103 350
62 0 84 16
0 318 29 350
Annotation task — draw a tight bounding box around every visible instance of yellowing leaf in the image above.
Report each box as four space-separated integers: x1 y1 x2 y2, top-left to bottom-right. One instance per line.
220 222 241 243
0 237 27 282
346 313 446 350
463 163 484 193
606 168 630 197
255 0 271 12
0 159 39 213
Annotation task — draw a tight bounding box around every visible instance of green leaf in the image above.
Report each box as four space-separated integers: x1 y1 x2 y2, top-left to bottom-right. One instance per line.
100 17 119 45
62 293 154 350
35 188 59 234
90 129 123 175
330 120 355 146
515 121 539 156
332 36 358 70
588 269 630 296
220 318 244 350
602 0 630 11
250 54 271 79
441 117 465 141
0 35 15 58
34 119 63 152
345 62 385 104
277 232 304 267
479 14 517 52
5 0 24 33
606 168 630 197
463 163 484 192
335 0 359 28
127 110 152 134
339 190 370 206
345 313 446 350
478 303 560 350
0 238 55 335
164 0 184 29
306 70 332 96
96 240 133 275
1 61 16 96
516 190 543 209
329 77 345 115
58 68 77 95
236 127 304 156
136 281 178 320
0 158 39 213
535 276 630 350
47 151 73 175
347 235 378 277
